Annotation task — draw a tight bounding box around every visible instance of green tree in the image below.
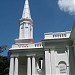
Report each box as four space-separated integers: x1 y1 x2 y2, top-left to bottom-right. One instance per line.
0 46 9 75
0 56 9 75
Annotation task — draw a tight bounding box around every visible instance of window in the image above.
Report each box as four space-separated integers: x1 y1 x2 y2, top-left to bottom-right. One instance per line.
25 27 28 28
39 58 43 69
58 61 67 74
21 25 24 29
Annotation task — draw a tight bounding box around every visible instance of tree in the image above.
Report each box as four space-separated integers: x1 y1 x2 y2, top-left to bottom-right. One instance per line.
0 45 9 75
0 56 9 75
0 45 7 53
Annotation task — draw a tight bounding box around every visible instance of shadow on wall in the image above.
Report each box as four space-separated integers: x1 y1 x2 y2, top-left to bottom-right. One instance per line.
69 47 75 75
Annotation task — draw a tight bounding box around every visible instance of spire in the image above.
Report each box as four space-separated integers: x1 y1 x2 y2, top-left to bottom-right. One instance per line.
17 0 34 43
22 0 31 19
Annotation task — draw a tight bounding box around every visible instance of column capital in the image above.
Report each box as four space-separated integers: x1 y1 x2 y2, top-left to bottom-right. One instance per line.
10 55 19 58
10 56 14 58
26 54 36 57
66 46 70 48
50 47 55 50
65 46 70 52
44 48 52 51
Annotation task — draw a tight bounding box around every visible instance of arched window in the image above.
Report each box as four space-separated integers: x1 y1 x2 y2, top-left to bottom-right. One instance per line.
39 58 43 69
58 61 67 74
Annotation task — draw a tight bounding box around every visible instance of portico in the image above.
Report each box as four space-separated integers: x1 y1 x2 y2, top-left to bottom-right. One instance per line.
9 48 45 75
9 56 36 75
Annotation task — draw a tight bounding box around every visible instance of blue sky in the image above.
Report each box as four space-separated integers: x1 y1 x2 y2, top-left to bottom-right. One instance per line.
0 0 74 56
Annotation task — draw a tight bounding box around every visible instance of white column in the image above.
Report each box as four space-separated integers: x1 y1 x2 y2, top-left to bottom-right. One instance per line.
51 50 56 74
14 57 18 75
45 50 51 75
32 56 36 75
27 57 31 75
9 57 14 75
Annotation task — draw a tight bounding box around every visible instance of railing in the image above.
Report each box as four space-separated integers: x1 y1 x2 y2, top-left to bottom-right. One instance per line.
53 33 66 38
44 31 71 39
11 42 43 50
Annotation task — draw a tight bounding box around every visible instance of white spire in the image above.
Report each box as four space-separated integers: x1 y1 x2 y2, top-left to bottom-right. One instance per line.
18 0 33 42
22 0 31 19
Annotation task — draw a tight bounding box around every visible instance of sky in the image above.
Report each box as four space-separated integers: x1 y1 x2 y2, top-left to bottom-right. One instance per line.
0 0 75 56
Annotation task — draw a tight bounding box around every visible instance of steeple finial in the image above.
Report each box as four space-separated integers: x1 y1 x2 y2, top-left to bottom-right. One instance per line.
22 0 31 19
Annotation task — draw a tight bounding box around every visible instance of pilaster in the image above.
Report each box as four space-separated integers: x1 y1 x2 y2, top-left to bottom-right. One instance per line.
50 48 56 74
45 49 51 75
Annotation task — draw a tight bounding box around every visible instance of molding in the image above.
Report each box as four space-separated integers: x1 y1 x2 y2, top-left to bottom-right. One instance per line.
26 54 36 57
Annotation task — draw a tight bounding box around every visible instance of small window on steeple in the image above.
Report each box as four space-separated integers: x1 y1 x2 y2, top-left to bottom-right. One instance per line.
21 25 24 29
25 27 28 28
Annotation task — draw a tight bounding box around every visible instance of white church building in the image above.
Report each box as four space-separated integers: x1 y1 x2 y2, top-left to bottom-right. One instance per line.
9 0 75 75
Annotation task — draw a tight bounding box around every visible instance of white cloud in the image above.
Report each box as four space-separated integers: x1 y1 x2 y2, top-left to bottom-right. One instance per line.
58 0 75 15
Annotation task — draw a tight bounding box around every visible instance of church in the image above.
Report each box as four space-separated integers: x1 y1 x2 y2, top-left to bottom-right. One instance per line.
9 0 75 75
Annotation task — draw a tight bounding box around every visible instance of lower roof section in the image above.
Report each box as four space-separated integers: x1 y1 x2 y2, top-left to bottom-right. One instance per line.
9 42 43 50
44 31 71 39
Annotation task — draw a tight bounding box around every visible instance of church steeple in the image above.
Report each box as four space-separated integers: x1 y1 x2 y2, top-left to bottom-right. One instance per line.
22 0 31 19
18 0 33 43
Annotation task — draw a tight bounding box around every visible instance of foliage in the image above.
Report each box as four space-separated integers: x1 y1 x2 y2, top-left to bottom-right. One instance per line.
0 56 9 75
0 46 7 53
